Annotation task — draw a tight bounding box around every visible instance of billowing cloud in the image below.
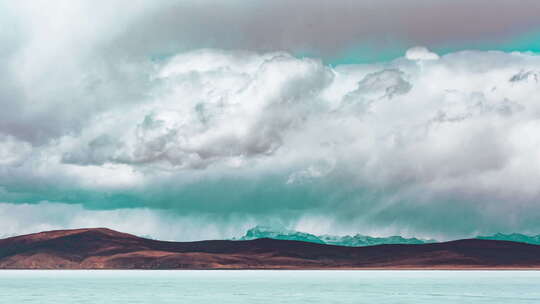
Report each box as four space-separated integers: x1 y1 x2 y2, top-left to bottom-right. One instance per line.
60 50 333 169
2 0 540 142
2 46 540 239
3 1 540 240
406 47 440 61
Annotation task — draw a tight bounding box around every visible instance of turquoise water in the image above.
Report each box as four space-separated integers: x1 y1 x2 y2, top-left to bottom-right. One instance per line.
1 270 539 303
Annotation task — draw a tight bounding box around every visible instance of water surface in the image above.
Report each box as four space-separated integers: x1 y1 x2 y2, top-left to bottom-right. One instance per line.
1 270 539 303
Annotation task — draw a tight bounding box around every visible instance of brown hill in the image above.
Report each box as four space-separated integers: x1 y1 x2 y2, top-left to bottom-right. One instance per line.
1 228 540 269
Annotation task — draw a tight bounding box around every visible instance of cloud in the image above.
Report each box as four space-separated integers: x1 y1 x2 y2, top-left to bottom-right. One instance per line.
0 1 157 144
0 202 254 241
113 0 540 57
406 47 440 61
3 1 540 239
59 50 333 169
0 134 32 166
2 0 539 143
2 47 540 238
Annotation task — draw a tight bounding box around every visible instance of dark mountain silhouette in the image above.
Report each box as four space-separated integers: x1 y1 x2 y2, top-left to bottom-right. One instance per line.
1 228 540 269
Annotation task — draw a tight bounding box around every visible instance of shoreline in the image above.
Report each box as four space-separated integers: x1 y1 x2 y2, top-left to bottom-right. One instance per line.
2 267 540 271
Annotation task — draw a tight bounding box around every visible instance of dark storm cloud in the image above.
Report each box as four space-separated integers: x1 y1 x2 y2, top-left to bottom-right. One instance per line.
116 0 540 56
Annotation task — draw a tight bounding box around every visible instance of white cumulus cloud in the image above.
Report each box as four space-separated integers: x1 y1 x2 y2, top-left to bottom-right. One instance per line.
3 29 540 237
405 47 440 61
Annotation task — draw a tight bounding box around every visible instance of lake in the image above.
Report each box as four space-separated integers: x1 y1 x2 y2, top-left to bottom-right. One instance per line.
1 270 539 303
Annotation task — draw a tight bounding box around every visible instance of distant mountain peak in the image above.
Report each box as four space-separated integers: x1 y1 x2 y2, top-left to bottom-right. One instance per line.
241 225 326 244
238 227 540 247
477 233 540 245
236 226 435 247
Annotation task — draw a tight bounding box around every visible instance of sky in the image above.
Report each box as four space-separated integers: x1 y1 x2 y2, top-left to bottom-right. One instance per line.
2 0 540 241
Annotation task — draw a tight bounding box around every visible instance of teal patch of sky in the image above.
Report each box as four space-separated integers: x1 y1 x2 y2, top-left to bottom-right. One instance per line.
432 30 540 58
146 30 540 68
300 30 540 67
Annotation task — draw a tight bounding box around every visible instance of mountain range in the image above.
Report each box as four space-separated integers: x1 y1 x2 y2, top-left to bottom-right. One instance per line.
2 228 540 269
477 233 540 245
236 226 540 246
235 226 435 246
